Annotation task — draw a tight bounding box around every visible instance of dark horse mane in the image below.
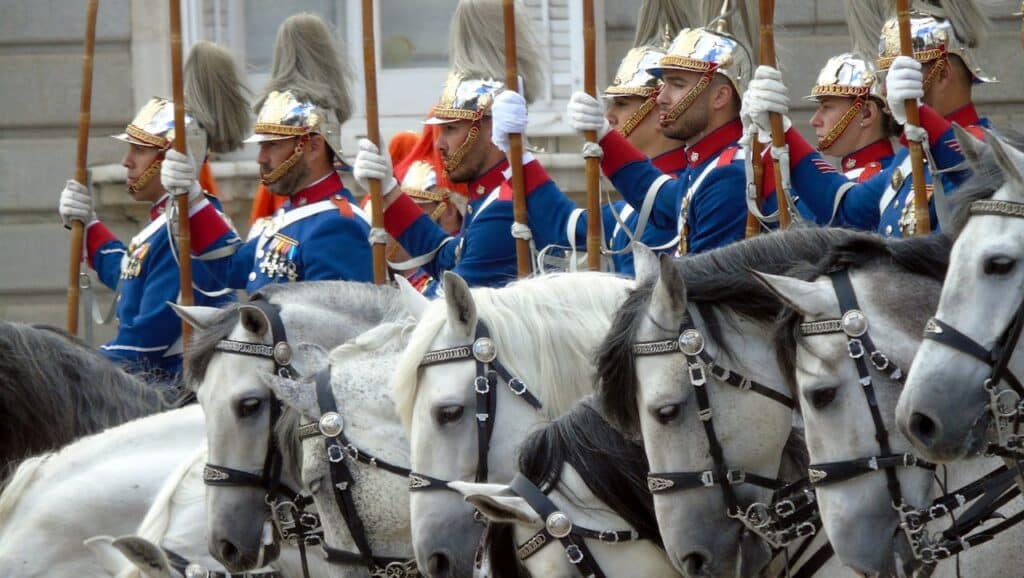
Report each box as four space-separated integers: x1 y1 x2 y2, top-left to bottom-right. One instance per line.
597 226 868 435
0 321 167 480
773 232 952 397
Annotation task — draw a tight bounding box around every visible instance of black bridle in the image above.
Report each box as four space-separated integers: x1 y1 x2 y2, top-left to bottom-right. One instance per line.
630 309 808 549
799 268 1023 566
407 320 544 492
161 546 282 578
293 366 419 578
508 474 642 578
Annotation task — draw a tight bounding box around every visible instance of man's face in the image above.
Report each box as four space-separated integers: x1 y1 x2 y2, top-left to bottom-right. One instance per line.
656 70 712 142
810 96 860 156
257 137 309 196
435 119 491 183
606 94 666 151
122 143 164 203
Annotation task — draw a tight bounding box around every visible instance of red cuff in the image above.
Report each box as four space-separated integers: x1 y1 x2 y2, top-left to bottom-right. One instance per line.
785 127 816 166
599 130 647 176
499 159 550 201
384 193 425 238
85 221 117 269
899 105 949 147
189 202 232 253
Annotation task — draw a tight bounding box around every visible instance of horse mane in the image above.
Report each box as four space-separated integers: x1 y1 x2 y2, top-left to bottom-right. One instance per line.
391 273 635 430
0 321 167 472
949 129 1024 236
0 454 51 528
517 397 661 546
597 227 865 434
773 233 952 397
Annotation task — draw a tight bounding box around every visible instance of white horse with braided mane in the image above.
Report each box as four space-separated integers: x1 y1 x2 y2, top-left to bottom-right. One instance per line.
391 270 637 577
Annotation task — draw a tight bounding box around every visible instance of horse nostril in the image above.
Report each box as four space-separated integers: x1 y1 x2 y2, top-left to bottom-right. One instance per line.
428 552 451 577
682 551 711 577
218 539 241 565
909 411 939 447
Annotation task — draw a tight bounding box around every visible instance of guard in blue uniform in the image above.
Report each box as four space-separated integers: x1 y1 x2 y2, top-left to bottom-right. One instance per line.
744 10 995 237
565 26 759 255
57 98 236 382
353 73 521 289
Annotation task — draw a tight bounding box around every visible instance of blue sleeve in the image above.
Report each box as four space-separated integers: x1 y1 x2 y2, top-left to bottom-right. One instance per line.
526 179 588 249
92 239 126 290
395 214 457 280
608 162 681 231
450 201 518 288
197 237 258 290
301 215 374 282
686 165 748 254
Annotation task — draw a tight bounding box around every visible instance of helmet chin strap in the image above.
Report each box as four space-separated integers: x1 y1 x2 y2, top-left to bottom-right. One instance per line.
660 69 715 125
128 153 164 196
817 97 866 150
260 136 308 186
443 120 481 177
618 89 660 138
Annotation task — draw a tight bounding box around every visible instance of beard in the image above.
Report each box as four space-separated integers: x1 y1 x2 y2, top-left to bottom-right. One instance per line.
661 99 710 143
263 161 309 197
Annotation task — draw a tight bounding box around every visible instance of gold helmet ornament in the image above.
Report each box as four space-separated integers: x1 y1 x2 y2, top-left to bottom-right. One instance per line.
401 160 466 221
877 12 996 87
112 97 205 195
804 53 887 150
647 27 752 124
604 46 666 137
244 90 341 185
424 72 506 174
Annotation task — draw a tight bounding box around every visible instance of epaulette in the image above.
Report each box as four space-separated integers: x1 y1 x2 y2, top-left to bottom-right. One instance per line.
332 195 354 219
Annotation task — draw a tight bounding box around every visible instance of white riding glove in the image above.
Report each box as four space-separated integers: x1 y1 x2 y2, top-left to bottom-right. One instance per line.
743 66 792 143
491 90 529 154
353 139 398 196
161 149 205 205
885 55 924 126
58 179 96 228
567 91 611 140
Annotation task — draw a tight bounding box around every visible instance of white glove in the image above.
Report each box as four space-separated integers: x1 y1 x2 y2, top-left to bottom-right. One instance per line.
161 149 204 204
567 91 611 140
58 179 96 228
885 55 923 126
743 66 792 143
353 139 398 196
491 90 529 154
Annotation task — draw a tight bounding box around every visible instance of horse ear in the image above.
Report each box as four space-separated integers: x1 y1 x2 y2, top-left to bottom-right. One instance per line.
633 243 660 285
240 307 269 337
110 535 175 578
750 271 836 319
952 124 988 170
460 492 542 526
82 535 130 576
396 274 430 321
170 303 223 330
261 371 320 420
442 271 477 339
649 253 687 325
981 127 1024 190
291 342 329 377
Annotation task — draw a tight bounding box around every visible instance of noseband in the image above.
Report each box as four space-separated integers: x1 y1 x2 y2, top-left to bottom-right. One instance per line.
408 320 544 492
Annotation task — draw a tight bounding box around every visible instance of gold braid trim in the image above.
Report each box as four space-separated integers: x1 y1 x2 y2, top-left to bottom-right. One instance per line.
817 98 865 150
618 94 659 138
126 124 169 148
811 84 871 99
657 56 714 73
922 56 946 92
605 86 656 98
877 48 945 71
128 158 163 195
431 107 484 122
252 123 311 137
403 187 450 203
443 122 480 176
260 139 305 185
661 71 713 124
428 201 449 222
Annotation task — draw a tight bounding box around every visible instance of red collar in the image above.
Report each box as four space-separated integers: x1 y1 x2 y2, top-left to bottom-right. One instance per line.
467 160 509 199
150 194 170 221
945 104 980 128
652 146 688 175
841 140 895 172
286 172 343 208
685 120 743 166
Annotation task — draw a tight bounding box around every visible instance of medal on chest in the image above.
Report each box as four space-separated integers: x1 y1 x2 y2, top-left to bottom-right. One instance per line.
258 233 300 282
897 183 934 237
121 242 150 280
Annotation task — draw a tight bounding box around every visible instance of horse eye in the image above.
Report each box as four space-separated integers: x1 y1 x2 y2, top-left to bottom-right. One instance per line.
654 403 682 424
236 397 263 418
436 405 465 425
984 256 1016 276
807 387 838 410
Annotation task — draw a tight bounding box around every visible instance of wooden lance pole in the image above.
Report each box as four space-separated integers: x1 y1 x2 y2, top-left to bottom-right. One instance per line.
897 0 930 235
169 0 194 344
503 0 533 278
583 0 602 270
362 0 388 284
759 0 790 229
67 0 100 335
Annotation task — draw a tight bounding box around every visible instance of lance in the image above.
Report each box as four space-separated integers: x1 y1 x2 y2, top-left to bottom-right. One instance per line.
759 0 791 229
740 0 764 238
67 0 99 335
583 0 602 270
169 0 194 344
362 0 388 284
897 0 930 235
503 0 532 278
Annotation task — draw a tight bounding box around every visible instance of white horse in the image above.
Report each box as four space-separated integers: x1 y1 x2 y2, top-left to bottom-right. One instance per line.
759 231 1024 577
898 128 1024 467
595 230 860 578
451 398 677 577
263 318 418 578
175 281 407 575
0 406 205 577
391 271 636 577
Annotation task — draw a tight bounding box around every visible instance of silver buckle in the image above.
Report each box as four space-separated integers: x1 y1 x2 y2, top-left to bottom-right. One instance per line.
565 544 585 565
847 338 865 359
726 469 746 484
700 470 716 487
508 377 527 396
689 362 707 386
327 444 345 463
474 375 491 394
